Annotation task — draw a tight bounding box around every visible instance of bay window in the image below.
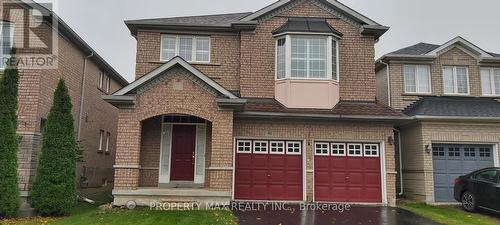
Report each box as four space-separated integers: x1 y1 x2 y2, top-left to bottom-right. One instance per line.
480 68 500 96
403 65 431 94
443 66 469 95
160 35 210 63
276 35 339 80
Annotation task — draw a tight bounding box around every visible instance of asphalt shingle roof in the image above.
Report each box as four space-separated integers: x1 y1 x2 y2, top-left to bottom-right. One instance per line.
241 98 406 117
388 43 440 55
404 97 500 117
125 12 252 27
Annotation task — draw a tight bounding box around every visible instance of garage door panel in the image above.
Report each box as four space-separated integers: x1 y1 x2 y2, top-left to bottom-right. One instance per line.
314 142 381 203
433 144 495 202
235 139 303 201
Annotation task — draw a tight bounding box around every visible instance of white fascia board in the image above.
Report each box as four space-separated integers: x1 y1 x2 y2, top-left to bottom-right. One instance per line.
427 36 493 58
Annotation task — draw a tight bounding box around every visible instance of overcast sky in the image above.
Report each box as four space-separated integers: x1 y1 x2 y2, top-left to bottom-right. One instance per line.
43 0 500 82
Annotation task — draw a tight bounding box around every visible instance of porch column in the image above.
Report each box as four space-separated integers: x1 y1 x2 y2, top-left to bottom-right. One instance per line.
207 110 234 191
114 109 142 189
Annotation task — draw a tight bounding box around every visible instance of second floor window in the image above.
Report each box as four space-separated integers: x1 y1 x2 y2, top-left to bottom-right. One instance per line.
98 71 110 93
276 35 339 81
404 65 431 94
0 22 13 69
161 35 210 63
443 66 469 95
480 68 500 96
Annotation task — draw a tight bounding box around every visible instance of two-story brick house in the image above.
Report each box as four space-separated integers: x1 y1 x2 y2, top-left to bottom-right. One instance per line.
376 37 500 203
106 0 407 206
1 0 128 206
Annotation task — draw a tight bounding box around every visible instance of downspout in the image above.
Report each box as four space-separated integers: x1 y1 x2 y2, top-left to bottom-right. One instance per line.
77 52 94 140
393 128 403 196
380 59 391 107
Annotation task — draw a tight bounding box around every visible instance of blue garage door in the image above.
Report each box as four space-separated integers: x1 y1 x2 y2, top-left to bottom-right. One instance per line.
432 144 495 202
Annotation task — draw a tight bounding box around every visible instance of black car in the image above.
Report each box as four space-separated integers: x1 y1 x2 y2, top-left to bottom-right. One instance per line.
454 167 500 213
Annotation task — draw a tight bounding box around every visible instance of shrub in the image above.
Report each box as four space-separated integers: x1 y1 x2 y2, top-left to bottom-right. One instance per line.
30 79 77 216
0 50 20 217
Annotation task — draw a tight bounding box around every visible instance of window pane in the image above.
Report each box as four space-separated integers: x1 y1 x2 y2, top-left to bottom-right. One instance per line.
291 37 327 79
1 23 12 68
332 39 338 80
277 38 286 79
417 65 430 93
291 37 308 78
161 36 176 61
404 65 416 93
179 37 193 61
494 69 500 95
481 69 492 95
308 38 326 78
195 37 210 62
443 67 454 94
456 67 468 94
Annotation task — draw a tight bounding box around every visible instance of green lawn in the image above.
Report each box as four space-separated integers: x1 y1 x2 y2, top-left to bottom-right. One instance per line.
1 203 238 225
400 202 500 225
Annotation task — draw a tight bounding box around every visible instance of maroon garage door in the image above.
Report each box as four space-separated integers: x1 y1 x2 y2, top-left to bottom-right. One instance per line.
314 142 382 203
235 140 303 201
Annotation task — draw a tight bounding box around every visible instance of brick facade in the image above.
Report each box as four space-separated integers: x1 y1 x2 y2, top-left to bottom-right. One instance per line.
1 2 126 195
378 43 500 203
113 0 397 206
400 121 500 203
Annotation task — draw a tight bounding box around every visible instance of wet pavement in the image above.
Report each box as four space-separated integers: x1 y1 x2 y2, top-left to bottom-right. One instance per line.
234 205 442 225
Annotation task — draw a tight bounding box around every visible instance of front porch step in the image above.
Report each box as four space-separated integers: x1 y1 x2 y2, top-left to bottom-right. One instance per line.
113 188 231 209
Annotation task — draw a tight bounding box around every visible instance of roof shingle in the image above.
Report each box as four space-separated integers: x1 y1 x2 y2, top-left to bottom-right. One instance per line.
240 98 406 117
404 97 500 117
125 12 252 27
388 42 440 55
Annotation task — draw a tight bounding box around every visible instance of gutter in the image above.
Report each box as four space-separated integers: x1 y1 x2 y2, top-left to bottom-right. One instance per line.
379 59 391 107
393 128 403 196
77 52 94 140
413 115 500 121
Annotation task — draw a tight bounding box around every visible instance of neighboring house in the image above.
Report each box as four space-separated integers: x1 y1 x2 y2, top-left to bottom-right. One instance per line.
0 0 128 205
105 0 407 206
376 36 500 203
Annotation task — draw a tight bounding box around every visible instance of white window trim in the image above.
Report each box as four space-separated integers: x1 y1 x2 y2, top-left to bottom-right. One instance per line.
253 140 269 154
270 141 285 155
442 66 470 95
275 34 339 81
403 64 432 94
347 143 362 157
160 35 211 63
236 140 252 154
314 142 330 156
363 144 379 157
286 141 302 155
480 68 500 96
105 132 110 153
331 143 346 156
98 130 104 152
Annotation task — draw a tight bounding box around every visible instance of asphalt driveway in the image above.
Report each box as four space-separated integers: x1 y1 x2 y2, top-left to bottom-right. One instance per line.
234 204 442 225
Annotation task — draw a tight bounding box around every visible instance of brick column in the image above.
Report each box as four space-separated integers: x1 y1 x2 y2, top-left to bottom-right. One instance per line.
113 109 142 189
207 111 233 191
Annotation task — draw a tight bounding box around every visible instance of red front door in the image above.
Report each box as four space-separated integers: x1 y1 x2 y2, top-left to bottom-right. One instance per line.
170 125 196 181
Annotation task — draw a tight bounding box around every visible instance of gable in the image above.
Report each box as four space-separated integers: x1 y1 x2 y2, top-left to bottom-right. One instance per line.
426 37 493 58
113 57 237 99
242 0 380 26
